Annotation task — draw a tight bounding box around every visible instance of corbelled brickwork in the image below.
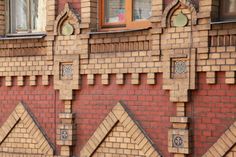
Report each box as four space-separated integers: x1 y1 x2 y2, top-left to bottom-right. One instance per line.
0 0 235 157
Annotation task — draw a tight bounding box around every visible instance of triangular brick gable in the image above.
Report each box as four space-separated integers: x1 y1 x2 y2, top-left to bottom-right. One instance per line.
0 102 54 156
202 121 236 157
80 102 162 157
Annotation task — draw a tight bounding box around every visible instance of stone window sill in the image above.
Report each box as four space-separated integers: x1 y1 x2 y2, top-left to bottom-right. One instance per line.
0 33 46 40
89 27 151 35
211 20 236 24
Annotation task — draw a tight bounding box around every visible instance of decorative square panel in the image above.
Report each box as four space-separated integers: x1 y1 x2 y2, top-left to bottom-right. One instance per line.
171 59 188 79
173 135 184 148
60 129 68 141
168 129 190 154
60 63 73 80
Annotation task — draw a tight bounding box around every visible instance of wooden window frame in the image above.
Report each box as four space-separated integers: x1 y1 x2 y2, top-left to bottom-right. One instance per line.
99 0 151 31
219 0 236 21
7 0 46 34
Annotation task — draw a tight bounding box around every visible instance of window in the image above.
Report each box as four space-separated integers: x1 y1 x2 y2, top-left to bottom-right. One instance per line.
100 0 151 30
219 0 236 21
7 0 46 34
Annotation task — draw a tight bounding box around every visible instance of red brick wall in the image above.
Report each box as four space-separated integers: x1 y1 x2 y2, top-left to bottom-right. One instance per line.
58 0 81 13
1 73 235 156
188 72 236 157
74 72 236 157
73 74 175 157
0 76 64 155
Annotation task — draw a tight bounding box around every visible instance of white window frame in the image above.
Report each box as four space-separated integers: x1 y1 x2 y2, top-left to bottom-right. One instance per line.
6 0 46 35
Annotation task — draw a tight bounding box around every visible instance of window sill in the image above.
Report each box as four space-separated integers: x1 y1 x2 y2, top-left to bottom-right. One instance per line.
211 20 236 24
0 33 46 40
89 27 151 35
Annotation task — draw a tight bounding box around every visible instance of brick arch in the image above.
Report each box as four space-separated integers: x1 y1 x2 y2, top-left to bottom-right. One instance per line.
54 2 81 36
161 0 198 28
202 121 236 157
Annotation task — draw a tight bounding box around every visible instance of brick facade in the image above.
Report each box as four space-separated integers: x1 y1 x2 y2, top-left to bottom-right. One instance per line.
0 0 235 157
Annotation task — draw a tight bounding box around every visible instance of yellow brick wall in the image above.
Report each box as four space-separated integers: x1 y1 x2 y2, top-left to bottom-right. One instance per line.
0 120 40 154
93 123 145 157
226 145 236 157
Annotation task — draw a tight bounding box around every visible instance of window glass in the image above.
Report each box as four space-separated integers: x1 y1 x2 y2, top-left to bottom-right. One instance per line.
225 0 236 13
31 0 46 32
104 0 125 23
15 0 28 31
8 0 46 33
133 0 151 21
220 0 236 20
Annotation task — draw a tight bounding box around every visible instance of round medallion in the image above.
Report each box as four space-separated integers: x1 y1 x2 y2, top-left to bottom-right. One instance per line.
173 12 188 27
173 135 183 148
175 61 187 74
61 130 68 140
62 23 74 36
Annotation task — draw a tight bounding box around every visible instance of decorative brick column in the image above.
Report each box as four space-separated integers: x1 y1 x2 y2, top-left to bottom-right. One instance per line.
53 3 81 157
161 0 198 156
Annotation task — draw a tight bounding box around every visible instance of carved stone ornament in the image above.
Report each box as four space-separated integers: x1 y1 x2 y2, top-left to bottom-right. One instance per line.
168 129 190 154
173 11 188 27
60 63 73 80
61 129 69 140
62 23 74 36
173 135 184 148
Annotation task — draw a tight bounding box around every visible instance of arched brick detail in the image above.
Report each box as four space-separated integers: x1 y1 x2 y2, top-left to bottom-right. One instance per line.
80 102 162 157
161 0 198 28
54 3 81 36
202 121 236 157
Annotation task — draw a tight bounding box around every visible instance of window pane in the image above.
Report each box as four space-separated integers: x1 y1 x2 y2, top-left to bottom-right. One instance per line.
104 0 125 23
31 0 46 31
224 0 236 13
15 0 28 31
133 0 151 20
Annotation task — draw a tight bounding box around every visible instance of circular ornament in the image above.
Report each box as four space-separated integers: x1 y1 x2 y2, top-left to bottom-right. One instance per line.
173 135 183 147
61 130 68 140
173 11 188 27
62 23 74 36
